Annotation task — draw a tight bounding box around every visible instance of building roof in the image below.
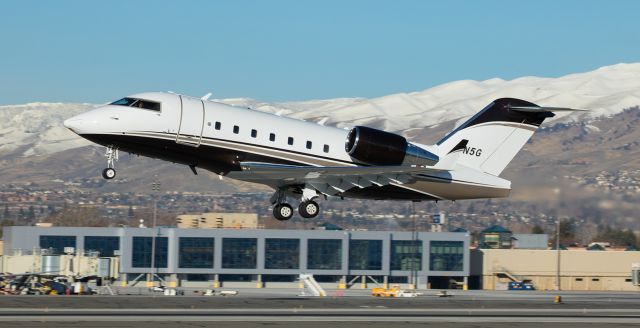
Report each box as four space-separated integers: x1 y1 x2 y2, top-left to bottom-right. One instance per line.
482 225 511 234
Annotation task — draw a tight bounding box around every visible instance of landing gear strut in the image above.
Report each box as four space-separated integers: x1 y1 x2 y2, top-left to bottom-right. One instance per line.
102 146 118 180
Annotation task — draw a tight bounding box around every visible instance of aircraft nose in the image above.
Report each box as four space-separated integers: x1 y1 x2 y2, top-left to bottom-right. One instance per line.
63 117 83 133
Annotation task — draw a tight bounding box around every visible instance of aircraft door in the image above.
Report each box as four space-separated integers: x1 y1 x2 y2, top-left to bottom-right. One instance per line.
176 95 205 147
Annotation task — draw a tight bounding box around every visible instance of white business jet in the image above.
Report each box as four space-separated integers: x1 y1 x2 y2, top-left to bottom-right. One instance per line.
63 93 582 220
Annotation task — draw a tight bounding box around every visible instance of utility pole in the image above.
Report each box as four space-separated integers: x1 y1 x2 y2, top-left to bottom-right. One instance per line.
410 201 418 290
553 187 561 291
149 178 160 287
556 217 561 291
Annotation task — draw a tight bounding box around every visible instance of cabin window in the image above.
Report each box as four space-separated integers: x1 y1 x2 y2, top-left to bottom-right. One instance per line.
306 141 312 149
288 137 294 145
111 97 161 112
214 122 221 130
323 144 330 153
251 129 257 138
269 133 276 142
233 125 239 134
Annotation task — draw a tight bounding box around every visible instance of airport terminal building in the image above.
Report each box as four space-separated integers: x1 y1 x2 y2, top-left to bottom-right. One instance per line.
1 226 470 289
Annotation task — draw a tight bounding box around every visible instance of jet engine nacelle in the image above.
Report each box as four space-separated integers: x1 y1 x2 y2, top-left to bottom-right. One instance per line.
345 126 439 166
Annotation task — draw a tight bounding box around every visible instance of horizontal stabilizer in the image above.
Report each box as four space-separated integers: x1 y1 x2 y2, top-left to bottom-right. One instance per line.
508 105 588 113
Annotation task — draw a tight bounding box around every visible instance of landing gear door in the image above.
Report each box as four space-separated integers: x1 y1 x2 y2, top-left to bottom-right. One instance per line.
176 95 205 147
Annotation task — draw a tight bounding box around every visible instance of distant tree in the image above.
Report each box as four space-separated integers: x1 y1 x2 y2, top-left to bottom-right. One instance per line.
127 205 135 219
594 225 638 247
46 206 106 227
531 225 545 234
18 207 25 220
0 219 15 238
558 219 576 245
27 205 36 221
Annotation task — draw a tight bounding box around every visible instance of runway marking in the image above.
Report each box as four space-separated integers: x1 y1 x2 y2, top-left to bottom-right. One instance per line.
0 315 639 323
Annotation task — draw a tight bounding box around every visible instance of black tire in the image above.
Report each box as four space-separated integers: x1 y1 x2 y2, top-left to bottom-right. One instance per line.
102 168 116 180
298 200 319 218
273 203 293 221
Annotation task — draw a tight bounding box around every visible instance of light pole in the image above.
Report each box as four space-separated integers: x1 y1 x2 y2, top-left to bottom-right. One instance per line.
556 217 561 291
149 178 160 287
553 187 561 291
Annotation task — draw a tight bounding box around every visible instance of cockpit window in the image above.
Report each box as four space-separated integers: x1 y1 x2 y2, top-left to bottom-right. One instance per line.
110 97 161 112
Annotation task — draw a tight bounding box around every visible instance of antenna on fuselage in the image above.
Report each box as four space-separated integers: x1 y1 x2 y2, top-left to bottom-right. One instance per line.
201 93 212 101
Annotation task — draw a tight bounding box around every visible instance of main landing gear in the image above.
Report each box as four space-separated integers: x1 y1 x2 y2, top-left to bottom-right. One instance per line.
102 146 118 180
271 187 321 221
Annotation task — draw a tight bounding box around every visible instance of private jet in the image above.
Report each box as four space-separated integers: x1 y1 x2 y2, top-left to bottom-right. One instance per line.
63 92 582 220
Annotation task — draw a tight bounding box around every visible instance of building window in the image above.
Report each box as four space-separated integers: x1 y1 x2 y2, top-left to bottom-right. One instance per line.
306 141 312 149
179 237 214 269
575 278 583 281
84 236 119 257
186 274 212 282
222 238 257 269
592 278 600 282
265 238 300 269
131 237 168 268
429 240 463 271
349 240 382 270
269 133 276 142
307 239 342 270
323 144 329 153
288 137 294 145
251 129 257 138
214 122 221 130
233 125 239 134
390 240 422 271
39 235 76 255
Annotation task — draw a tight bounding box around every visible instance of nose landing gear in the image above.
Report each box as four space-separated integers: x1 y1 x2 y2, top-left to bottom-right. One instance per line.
102 146 119 180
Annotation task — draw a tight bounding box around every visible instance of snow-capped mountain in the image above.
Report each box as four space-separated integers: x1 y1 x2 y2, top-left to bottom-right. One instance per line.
1 63 639 157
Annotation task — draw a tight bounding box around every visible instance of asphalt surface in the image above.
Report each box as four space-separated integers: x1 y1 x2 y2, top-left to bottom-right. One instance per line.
0 290 639 327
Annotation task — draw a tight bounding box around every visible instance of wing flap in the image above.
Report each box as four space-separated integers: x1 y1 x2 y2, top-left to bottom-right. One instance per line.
229 162 449 195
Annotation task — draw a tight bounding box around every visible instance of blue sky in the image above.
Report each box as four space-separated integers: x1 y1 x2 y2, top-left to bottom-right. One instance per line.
1 0 639 105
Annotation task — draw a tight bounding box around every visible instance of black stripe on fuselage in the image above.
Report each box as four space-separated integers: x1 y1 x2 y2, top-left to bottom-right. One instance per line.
145 130 357 166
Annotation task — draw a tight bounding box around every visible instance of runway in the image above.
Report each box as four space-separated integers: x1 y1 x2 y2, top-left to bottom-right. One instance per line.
0 291 639 327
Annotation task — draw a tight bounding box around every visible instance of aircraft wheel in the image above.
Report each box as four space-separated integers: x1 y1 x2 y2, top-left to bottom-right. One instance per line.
273 203 294 221
102 168 116 180
299 200 319 218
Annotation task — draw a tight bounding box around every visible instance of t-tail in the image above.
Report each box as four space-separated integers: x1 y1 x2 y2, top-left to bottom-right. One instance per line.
434 98 585 176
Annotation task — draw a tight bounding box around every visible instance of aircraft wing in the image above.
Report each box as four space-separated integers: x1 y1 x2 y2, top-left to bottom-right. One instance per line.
227 162 449 196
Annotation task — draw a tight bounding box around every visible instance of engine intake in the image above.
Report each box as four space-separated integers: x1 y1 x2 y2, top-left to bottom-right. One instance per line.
345 126 439 166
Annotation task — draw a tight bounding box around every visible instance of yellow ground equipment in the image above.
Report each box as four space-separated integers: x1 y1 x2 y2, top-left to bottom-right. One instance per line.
371 286 400 297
